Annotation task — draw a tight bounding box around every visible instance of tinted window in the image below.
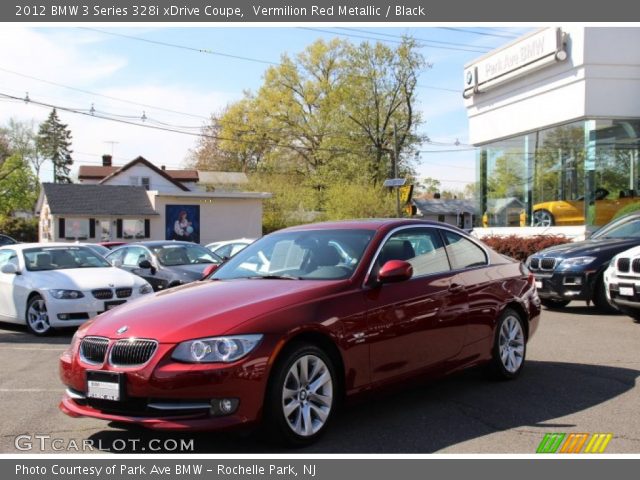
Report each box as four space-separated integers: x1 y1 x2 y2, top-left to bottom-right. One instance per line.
376 228 450 277
151 244 219 266
594 217 640 239
106 247 127 264
442 231 487 270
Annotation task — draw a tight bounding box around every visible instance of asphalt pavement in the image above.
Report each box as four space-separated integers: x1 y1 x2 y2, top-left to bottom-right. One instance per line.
1 302 638 454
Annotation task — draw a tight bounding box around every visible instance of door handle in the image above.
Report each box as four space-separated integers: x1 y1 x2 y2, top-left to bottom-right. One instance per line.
449 282 465 293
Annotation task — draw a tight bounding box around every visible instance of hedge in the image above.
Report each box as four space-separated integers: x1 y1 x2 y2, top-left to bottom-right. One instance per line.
481 234 572 262
0 216 38 242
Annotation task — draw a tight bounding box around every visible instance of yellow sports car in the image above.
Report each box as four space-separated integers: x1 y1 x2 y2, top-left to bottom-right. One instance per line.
532 189 638 226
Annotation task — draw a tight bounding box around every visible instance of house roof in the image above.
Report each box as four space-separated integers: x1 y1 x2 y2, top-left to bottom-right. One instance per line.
78 157 198 188
413 198 477 215
41 183 159 216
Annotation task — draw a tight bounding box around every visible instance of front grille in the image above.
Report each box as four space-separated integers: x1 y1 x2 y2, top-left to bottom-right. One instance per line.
80 336 109 364
632 259 640 274
540 258 557 270
109 339 158 367
115 288 132 298
618 258 630 272
529 257 540 269
92 289 113 300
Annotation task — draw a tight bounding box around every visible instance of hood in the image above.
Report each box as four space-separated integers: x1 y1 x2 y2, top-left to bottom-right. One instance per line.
165 264 211 281
536 237 640 258
84 278 346 343
611 244 640 260
32 267 142 291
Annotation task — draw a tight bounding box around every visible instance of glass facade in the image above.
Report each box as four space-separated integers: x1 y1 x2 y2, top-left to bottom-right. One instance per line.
478 119 640 227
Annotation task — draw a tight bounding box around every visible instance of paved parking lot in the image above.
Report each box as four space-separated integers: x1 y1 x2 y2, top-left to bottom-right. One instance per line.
1 302 639 454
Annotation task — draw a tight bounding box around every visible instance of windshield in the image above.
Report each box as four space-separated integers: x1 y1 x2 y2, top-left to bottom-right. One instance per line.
593 217 640 239
24 246 111 271
212 229 375 281
151 244 221 266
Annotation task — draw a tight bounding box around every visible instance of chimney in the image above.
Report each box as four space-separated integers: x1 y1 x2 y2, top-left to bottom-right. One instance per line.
161 165 166 170
102 154 112 167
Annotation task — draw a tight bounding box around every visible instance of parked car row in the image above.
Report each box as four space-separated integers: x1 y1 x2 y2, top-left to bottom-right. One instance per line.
526 211 640 322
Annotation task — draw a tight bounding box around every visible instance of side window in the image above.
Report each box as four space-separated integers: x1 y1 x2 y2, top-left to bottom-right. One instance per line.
442 231 487 270
123 247 148 267
216 244 234 259
106 247 127 265
0 249 18 269
375 228 451 277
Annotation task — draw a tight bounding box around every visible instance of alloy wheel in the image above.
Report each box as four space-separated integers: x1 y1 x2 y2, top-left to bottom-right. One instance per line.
532 210 554 227
27 298 50 335
498 315 525 373
281 354 333 437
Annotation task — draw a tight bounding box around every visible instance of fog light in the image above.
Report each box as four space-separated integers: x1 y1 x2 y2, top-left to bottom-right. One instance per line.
58 314 69 320
210 398 239 416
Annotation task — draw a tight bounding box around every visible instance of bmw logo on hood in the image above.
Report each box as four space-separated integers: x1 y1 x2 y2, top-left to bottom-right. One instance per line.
116 326 128 335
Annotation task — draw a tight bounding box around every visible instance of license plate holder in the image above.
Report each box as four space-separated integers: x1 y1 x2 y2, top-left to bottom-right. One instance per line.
86 371 125 402
104 300 126 311
619 286 635 297
535 280 543 289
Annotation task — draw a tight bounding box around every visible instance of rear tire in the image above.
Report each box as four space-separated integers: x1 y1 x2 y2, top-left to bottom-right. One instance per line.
532 210 555 227
487 309 527 380
541 298 570 309
264 343 337 446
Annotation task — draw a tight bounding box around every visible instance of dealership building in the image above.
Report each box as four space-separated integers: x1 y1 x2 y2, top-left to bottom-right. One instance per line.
465 27 640 230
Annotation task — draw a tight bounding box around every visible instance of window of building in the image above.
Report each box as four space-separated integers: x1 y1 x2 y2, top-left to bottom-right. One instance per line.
141 177 151 190
437 214 446 223
129 176 139 186
122 219 145 239
64 218 89 240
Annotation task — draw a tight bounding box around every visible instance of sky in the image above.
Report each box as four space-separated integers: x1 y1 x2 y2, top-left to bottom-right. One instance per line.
0 26 531 190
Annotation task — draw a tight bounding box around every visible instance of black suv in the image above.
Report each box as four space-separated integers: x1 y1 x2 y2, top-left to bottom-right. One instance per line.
526 212 640 311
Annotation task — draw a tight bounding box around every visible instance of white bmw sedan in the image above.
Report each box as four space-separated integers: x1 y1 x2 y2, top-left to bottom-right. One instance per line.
0 243 153 335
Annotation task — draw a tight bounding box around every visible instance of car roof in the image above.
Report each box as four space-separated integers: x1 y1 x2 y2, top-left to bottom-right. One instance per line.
0 242 99 251
116 240 201 248
279 218 465 233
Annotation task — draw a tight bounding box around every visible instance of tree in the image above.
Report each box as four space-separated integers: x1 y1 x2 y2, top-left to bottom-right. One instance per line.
0 155 38 216
37 108 73 183
5 119 45 180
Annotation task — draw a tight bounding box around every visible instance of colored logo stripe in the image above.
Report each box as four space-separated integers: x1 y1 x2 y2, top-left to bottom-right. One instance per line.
536 433 565 453
560 433 589 453
584 433 613 453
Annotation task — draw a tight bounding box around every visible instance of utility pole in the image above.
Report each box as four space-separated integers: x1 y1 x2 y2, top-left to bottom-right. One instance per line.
393 123 401 218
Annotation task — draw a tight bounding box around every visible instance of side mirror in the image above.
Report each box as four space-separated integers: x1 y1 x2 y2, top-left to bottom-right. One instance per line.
138 259 152 269
0 263 19 275
201 263 219 279
111 259 123 268
378 260 413 284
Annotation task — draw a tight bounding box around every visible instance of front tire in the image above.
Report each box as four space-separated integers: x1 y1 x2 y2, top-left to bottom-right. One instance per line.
487 309 527 380
26 294 53 336
264 343 337 446
592 276 617 314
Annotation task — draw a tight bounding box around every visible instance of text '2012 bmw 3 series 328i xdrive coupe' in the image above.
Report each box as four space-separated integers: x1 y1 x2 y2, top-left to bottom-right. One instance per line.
59 219 541 446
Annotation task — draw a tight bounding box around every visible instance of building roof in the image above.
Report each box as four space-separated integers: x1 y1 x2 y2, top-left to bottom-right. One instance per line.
486 197 525 214
413 198 477 215
96 156 191 191
41 183 159 216
78 165 199 181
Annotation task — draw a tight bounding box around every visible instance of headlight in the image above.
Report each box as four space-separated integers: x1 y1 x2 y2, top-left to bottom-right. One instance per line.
138 284 153 295
558 256 596 269
50 289 85 299
172 335 263 363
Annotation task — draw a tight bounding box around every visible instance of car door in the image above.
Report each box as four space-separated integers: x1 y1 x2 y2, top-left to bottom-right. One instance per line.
0 248 21 321
365 227 468 384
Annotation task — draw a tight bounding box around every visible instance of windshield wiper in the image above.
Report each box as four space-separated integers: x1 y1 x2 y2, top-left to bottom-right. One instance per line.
247 274 302 280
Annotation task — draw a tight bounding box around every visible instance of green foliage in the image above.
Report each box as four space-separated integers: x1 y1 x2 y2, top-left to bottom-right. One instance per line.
0 215 38 242
612 201 640 220
324 182 396 220
37 108 73 183
0 155 38 216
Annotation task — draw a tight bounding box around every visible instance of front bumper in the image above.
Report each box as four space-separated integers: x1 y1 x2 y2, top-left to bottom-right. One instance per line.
58 338 273 431
46 291 145 328
533 271 595 302
606 271 640 310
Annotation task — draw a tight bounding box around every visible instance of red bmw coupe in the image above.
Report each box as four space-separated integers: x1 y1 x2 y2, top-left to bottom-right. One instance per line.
59 220 541 445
